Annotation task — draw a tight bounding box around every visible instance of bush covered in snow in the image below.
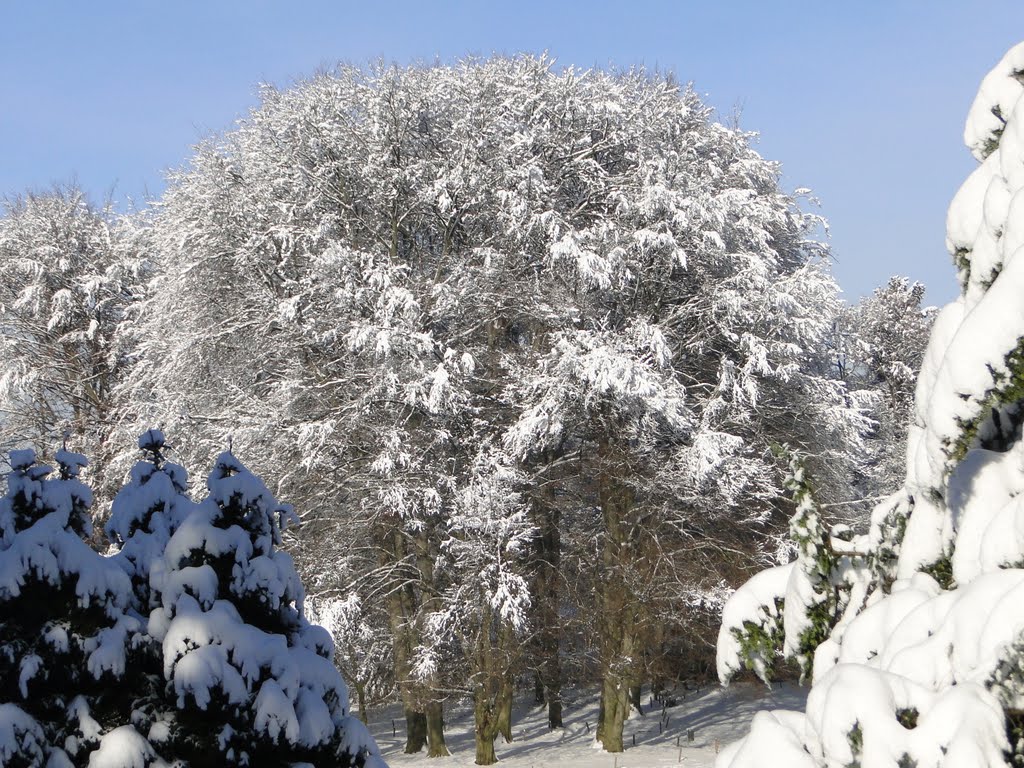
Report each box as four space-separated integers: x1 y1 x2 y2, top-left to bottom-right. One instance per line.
0 431 385 768
716 40 1024 768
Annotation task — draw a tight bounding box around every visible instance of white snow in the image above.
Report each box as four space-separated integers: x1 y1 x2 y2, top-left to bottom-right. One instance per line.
0 704 46 766
372 683 807 768
965 41 1024 160
88 725 167 768
18 653 42 697
253 679 301 744
716 563 792 683
720 39 1024 768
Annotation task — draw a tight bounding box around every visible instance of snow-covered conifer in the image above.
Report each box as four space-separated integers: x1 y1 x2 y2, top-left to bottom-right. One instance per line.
106 429 193 611
0 447 137 767
140 448 385 767
718 40 1024 768
716 452 871 687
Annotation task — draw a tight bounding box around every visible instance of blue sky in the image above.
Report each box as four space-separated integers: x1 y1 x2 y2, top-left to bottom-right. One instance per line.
3 2 1023 305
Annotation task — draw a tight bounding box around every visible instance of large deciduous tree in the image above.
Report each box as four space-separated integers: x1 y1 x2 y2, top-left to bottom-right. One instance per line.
112 56 871 755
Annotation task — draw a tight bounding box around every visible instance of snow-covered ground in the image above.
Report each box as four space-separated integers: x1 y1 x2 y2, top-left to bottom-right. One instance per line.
370 682 806 768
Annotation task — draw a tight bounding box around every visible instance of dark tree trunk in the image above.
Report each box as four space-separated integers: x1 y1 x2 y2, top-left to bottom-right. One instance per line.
355 680 369 724
381 529 428 754
426 700 450 757
405 709 427 754
652 676 665 701
629 684 643 715
548 697 563 730
531 482 564 729
595 434 638 753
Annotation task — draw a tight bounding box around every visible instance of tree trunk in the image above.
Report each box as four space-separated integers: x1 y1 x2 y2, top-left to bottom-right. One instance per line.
355 680 369 724
425 700 450 757
379 529 427 753
405 709 427 754
475 731 498 765
595 434 637 753
652 676 665 701
534 672 545 705
629 684 643 716
380 528 427 754
531 482 564 729
548 696 563 731
496 680 514 743
597 675 629 753
414 528 451 759
473 691 499 766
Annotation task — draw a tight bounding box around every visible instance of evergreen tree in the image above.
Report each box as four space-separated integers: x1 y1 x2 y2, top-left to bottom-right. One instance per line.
717 40 1024 768
106 429 194 611
716 451 870 687
0 429 384 767
141 448 384 767
0 448 138 767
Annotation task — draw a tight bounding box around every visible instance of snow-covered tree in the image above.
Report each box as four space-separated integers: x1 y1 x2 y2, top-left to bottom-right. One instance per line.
306 593 394 725
105 429 194 612
0 189 147 508
0 419 384 768
0 447 139 767
415 446 534 765
137 447 384 766
835 277 935 504
717 451 871 686
111 55 870 754
717 40 1024 768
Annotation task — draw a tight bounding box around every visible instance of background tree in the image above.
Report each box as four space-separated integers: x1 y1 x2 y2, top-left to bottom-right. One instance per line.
306 592 395 726
834 277 935 503
0 188 147 509
414 446 534 765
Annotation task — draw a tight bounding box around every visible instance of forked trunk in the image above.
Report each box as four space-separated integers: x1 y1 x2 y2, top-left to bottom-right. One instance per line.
475 736 498 766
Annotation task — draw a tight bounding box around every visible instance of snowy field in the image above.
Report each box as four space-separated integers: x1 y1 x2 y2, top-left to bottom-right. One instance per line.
369 683 806 768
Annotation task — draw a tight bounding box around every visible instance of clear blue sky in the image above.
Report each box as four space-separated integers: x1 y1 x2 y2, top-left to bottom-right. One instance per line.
3 2 1023 305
